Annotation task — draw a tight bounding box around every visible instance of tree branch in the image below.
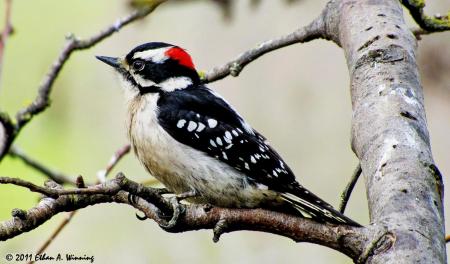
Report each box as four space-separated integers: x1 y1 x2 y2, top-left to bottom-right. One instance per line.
96 144 131 183
401 0 450 33
0 0 13 91
0 1 166 162
0 173 380 261
339 164 362 213
328 0 446 262
202 14 326 83
9 146 75 185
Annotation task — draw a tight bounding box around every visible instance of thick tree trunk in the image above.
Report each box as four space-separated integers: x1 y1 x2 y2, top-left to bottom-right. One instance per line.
327 0 446 262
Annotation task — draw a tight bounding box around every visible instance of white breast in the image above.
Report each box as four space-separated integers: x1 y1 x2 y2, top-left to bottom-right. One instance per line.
126 93 278 208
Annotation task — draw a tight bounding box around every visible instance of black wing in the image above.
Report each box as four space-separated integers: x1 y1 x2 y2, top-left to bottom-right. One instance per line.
157 86 297 191
157 86 361 226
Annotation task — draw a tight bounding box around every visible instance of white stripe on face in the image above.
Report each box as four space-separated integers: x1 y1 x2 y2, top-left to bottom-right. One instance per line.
133 47 171 64
133 74 156 87
158 77 193 92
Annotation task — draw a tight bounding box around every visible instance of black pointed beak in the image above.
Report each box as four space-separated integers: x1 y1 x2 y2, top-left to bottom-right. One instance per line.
96 56 121 69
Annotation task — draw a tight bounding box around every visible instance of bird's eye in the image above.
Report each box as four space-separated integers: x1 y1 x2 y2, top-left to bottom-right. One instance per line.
132 60 145 71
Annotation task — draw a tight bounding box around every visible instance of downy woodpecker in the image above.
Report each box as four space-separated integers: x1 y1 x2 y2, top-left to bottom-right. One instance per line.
96 42 360 226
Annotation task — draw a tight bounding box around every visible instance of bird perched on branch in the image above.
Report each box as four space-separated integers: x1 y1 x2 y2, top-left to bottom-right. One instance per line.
96 42 360 227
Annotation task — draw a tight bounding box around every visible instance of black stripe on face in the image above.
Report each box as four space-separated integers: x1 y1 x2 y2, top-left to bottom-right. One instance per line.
130 58 200 87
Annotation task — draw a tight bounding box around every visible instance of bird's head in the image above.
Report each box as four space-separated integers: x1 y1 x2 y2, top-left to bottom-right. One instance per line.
96 42 200 96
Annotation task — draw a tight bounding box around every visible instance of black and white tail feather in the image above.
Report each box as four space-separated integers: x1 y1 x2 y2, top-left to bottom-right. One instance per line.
281 186 361 226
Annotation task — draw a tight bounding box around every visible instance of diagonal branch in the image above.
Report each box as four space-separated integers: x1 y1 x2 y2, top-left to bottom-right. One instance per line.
96 144 131 183
9 146 75 185
0 1 166 162
401 0 450 33
202 14 326 83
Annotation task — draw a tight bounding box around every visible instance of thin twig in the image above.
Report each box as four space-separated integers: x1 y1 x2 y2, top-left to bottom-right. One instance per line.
0 0 13 92
0 1 166 162
9 146 76 185
202 16 324 83
31 210 77 259
97 144 131 183
30 145 131 263
0 176 122 197
339 164 362 214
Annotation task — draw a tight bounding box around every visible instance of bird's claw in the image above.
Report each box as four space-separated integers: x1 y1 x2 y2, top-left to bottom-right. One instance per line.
157 189 197 229
128 193 148 221
158 196 185 229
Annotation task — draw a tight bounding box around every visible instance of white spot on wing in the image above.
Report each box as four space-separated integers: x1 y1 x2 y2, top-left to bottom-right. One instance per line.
208 119 218 128
177 119 186 128
222 152 228 160
225 131 232 140
244 163 250 170
196 123 206 132
250 156 256 164
216 137 223 146
224 136 232 144
187 121 197 132
210 139 217 147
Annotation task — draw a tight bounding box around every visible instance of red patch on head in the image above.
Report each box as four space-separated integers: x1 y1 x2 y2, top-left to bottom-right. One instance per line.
165 47 195 69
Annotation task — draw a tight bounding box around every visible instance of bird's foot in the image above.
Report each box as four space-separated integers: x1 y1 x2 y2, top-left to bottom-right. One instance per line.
127 187 173 221
158 189 199 229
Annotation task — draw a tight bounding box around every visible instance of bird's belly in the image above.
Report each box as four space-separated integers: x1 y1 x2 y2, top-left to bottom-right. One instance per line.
130 118 279 208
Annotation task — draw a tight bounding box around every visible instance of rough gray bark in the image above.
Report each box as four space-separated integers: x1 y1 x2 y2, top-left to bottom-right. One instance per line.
324 0 445 263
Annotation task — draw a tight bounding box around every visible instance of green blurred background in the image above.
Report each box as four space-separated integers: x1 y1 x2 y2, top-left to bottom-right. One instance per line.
0 1 449 263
